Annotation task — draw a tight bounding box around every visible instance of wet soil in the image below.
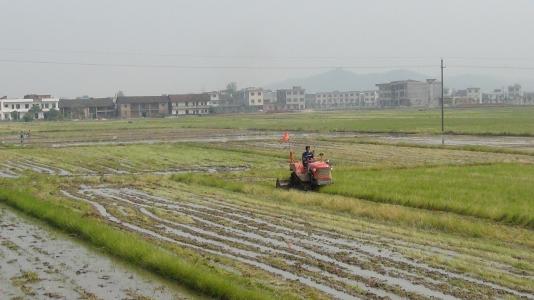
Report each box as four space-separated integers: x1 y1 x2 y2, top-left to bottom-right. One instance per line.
62 186 534 300
0 204 206 300
0 159 248 178
4 127 534 152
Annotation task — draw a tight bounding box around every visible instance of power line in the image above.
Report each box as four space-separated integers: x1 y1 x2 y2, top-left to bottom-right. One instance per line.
0 59 439 70
0 47 447 60
1 58 533 71
4 47 533 62
449 65 534 70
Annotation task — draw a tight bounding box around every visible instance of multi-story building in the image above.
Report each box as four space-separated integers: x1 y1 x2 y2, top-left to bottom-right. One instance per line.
466 88 482 104
1 98 34 120
238 87 264 109
208 92 221 107
507 84 523 104
262 90 285 112
360 90 379 107
304 94 316 109
59 98 115 119
116 96 169 118
169 94 210 116
450 88 481 105
0 97 59 120
277 86 306 110
376 79 441 107
313 91 360 109
482 89 506 104
309 90 378 110
524 92 534 105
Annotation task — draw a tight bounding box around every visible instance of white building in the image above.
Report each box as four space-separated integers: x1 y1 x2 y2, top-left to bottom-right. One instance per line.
208 91 221 107
359 90 379 107
451 87 482 105
277 86 306 110
239 87 264 108
482 89 506 104
376 79 441 107
312 90 378 110
314 91 360 109
0 97 59 120
507 84 523 104
169 94 210 116
466 88 482 104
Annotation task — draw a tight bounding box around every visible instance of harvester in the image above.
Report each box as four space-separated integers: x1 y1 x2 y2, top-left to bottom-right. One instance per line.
276 150 333 190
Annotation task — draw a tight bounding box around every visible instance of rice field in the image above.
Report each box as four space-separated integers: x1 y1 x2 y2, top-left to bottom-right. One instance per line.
1 106 534 138
0 111 533 299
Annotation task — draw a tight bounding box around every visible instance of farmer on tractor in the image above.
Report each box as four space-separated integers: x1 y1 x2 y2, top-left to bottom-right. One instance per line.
276 132 333 190
302 145 314 168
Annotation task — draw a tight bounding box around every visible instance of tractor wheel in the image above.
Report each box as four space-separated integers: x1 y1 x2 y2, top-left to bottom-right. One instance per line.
290 172 299 187
276 179 281 188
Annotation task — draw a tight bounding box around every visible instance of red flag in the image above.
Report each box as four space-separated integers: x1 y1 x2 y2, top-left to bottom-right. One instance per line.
281 131 289 143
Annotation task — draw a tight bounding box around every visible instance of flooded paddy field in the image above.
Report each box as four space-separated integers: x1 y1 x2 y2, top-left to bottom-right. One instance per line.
59 184 533 299
1 117 533 299
0 205 203 300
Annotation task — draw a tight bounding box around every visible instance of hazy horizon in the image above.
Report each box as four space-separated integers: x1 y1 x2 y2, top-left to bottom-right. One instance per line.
1 0 533 98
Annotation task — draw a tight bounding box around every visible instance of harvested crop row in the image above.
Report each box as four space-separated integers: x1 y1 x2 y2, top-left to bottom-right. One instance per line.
63 185 533 299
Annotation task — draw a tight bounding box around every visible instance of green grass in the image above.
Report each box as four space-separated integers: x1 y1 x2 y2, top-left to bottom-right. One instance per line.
0 185 281 300
322 163 534 228
2 106 534 136
170 173 534 248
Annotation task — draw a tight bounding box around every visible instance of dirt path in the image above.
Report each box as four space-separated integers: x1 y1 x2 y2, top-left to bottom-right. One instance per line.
62 186 533 300
0 205 205 300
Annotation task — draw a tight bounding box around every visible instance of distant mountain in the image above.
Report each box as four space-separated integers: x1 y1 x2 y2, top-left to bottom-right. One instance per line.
266 68 525 92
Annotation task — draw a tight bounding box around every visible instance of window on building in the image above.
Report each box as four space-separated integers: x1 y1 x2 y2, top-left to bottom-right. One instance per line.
4 104 8 108
16 104 20 109
25 104 29 109
45 103 49 108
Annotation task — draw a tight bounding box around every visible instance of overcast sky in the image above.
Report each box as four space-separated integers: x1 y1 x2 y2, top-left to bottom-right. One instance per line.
1 0 533 97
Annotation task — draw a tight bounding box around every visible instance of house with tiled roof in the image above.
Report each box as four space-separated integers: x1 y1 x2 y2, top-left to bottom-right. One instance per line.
59 98 115 119
168 93 210 116
116 96 170 118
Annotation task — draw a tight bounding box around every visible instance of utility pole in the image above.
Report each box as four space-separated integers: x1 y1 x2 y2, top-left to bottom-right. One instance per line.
441 58 445 145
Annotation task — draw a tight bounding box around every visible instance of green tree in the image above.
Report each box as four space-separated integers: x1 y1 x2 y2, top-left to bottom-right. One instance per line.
10 111 20 121
45 108 61 121
226 82 237 95
22 113 34 122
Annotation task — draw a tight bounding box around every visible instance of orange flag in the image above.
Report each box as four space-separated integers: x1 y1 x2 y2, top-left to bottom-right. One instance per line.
281 131 290 143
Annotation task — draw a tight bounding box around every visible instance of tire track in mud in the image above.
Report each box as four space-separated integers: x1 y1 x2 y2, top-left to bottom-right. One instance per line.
61 186 533 299
61 190 362 300
0 159 249 178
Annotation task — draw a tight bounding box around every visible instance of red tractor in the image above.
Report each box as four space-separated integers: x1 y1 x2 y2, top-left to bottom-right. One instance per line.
276 151 333 190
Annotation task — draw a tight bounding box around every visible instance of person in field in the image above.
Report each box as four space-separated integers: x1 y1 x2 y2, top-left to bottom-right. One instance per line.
302 145 314 167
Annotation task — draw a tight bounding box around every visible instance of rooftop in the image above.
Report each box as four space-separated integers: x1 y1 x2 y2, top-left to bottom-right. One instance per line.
116 96 169 104
59 98 114 108
168 93 210 102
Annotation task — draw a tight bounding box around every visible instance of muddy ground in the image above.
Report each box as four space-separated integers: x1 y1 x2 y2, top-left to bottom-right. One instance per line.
3 127 534 152
60 186 532 300
0 205 204 300
1 126 533 299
